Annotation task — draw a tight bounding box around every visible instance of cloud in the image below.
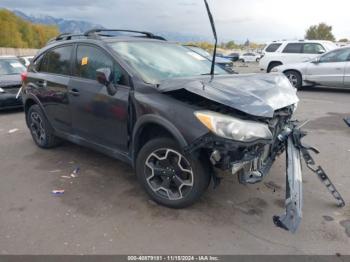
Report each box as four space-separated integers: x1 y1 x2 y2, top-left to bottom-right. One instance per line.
1 0 349 43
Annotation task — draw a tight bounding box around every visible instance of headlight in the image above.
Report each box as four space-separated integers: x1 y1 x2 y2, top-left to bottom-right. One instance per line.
194 111 273 142
0 87 4 93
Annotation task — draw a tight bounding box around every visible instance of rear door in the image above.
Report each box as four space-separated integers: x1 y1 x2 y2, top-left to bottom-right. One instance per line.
29 45 73 133
68 44 130 151
305 48 350 87
281 43 305 64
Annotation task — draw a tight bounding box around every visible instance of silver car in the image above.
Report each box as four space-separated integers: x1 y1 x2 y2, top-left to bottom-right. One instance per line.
272 47 350 89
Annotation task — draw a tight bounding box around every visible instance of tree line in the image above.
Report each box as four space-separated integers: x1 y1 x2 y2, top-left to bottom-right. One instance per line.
0 9 59 49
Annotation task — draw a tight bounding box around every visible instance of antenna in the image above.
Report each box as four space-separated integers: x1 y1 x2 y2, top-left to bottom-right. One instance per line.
204 0 217 77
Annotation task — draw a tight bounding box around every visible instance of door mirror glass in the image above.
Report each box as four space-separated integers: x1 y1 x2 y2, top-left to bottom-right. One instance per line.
96 68 117 95
312 57 320 64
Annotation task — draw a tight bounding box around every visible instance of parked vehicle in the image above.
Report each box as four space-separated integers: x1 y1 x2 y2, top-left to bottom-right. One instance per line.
184 45 235 73
239 52 261 63
0 56 26 110
20 28 345 233
225 53 240 62
260 40 337 72
18 56 34 67
272 47 350 89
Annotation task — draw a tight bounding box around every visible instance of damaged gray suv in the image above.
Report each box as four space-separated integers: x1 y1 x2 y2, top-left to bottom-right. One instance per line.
21 29 344 233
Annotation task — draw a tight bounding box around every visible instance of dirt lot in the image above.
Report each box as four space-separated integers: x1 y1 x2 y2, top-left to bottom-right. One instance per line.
1 63 350 255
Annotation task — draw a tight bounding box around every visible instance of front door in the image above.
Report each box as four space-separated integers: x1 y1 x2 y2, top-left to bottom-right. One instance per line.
305 48 350 87
68 44 130 152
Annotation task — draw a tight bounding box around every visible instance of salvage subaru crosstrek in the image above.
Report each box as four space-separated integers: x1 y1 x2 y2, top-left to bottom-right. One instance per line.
21 28 344 233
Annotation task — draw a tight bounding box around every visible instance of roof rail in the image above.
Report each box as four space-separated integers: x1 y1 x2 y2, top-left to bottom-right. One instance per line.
47 33 85 44
84 29 166 40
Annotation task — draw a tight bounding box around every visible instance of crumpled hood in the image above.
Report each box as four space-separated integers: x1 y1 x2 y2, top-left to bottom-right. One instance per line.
159 73 299 118
0 75 22 88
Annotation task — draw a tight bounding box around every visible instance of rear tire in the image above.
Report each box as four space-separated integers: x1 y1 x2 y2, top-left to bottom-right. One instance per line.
27 105 62 148
136 138 210 209
267 62 282 73
284 70 302 90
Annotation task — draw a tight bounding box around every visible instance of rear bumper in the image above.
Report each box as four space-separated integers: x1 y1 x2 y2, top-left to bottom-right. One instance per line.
0 93 23 110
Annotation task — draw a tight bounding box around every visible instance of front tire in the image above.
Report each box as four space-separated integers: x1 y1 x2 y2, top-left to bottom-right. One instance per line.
27 105 62 148
284 70 302 90
136 138 210 208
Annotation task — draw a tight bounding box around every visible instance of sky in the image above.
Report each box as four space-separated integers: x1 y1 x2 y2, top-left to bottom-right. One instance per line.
1 0 349 43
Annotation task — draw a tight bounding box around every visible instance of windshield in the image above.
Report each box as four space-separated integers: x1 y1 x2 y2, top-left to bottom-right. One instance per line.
186 46 211 59
109 41 227 84
0 59 26 76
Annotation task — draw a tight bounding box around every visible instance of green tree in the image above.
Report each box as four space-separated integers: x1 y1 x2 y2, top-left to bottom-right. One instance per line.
305 23 335 41
0 9 59 48
338 38 349 42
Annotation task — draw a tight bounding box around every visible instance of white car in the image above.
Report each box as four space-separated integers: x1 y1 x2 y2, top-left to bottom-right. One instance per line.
260 40 337 72
18 56 34 67
239 52 261 63
272 47 350 89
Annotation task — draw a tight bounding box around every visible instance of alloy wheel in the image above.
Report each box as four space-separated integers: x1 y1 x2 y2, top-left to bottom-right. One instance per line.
144 148 194 201
29 112 46 144
286 73 298 88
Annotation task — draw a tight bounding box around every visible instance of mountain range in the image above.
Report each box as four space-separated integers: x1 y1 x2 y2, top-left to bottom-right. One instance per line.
12 10 211 42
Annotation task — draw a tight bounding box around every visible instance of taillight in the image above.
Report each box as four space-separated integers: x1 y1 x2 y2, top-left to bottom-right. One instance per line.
21 71 28 82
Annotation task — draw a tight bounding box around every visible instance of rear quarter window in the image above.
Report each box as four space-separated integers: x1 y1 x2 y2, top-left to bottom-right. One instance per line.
265 43 282 52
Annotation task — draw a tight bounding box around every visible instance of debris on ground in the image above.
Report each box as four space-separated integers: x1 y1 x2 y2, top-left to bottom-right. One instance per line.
70 167 80 178
61 176 71 179
8 129 19 134
49 170 62 173
344 117 350 127
51 190 65 195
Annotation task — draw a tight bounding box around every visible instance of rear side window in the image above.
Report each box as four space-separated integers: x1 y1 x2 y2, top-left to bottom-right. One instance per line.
40 45 73 75
303 43 326 54
265 43 281 52
282 43 303 53
75 45 127 85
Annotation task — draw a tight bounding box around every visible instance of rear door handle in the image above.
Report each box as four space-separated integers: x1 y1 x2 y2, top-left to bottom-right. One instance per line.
36 80 47 88
69 88 80 96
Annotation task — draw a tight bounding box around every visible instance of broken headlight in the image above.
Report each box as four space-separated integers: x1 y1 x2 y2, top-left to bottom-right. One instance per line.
195 111 273 142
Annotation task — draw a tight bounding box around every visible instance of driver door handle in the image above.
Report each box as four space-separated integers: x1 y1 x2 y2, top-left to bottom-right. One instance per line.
69 88 80 96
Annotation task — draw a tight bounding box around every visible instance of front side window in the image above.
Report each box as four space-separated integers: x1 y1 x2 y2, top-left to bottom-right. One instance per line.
75 45 126 85
319 48 350 63
282 43 303 54
265 43 282 52
41 45 73 75
303 43 326 54
108 41 227 84
0 59 26 76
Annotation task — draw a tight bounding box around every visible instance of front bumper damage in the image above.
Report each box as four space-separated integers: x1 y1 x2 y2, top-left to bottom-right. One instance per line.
185 121 345 233
273 123 345 233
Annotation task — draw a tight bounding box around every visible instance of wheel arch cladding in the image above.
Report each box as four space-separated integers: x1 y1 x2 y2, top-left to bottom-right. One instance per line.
24 95 52 129
132 115 188 166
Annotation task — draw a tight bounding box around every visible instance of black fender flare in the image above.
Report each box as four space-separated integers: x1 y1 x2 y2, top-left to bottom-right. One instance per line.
131 114 188 166
23 94 52 128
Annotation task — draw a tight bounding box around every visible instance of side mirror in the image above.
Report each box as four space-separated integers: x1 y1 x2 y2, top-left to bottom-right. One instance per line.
96 68 117 96
318 50 326 54
312 57 320 64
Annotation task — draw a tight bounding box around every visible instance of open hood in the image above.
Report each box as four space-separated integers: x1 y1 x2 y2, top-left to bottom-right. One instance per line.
159 73 299 118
